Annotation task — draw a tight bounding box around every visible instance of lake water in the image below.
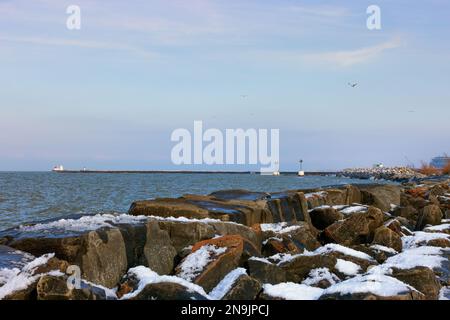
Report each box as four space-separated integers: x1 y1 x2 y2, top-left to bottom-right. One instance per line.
0 172 388 230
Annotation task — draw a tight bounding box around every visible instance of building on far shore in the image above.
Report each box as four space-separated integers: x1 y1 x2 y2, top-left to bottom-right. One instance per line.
430 155 450 169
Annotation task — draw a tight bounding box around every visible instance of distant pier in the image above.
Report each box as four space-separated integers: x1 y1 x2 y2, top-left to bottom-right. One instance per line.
52 170 340 175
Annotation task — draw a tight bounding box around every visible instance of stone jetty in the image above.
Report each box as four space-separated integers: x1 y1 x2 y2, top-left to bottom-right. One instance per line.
1 180 449 300
342 167 427 182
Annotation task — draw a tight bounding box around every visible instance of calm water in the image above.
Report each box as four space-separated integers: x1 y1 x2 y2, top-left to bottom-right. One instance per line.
0 172 387 230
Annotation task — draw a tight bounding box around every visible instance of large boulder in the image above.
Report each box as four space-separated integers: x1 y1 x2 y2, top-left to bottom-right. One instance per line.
351 244 398 264
141 221 177 275
129 198 211 220
415 205 443 230
280 254 337 283
155 220 216 252
309 207 344 230
129 190 316 227
262 236 303 256
323 189 347 206
129 194 271 226
70 228 128 288
37 274 110 300
220 275 262 300
344 185 362 205
129 282 207 300
319 274 425 300
248 258 287 284
0 247 68 300
175 236 243 292
359 185 401 212
323 207 384 246
372 226 403 252
259 222 320 251
392 205 419 224
6 227 127 289
391 267 441 300
2 217 180 288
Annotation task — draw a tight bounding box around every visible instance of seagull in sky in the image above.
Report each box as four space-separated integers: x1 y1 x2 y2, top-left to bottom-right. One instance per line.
348 82 358 88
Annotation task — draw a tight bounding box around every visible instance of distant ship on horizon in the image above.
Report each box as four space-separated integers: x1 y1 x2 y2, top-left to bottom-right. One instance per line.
52 165 64 172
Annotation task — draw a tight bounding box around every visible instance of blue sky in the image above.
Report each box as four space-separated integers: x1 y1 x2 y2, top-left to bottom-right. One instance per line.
0 0 449 171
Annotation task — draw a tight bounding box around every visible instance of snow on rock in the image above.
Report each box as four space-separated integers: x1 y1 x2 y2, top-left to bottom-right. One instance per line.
339 205 368 215
260 222 300 234
313 244 375 262
308 205 348 213
177 245 227 282
263 282 324 300
248 256 272 264
439 286 450 300
267 253 299 265
302 268 340 287
17 214 238 235
322 274 417 297
402 231 450 249
262 237 282 246
259 244 375 267
304 191 327 199
424 224 450 232
369 246 447 275
370 244 398 254
335 259 361 276
120 266 208 300
18 214 149 233
0 253 55 300
147 215 229 224
208 268 247 300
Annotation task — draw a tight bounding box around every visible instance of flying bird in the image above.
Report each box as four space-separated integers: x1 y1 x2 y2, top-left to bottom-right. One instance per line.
348 82 358 88
240 95 248 98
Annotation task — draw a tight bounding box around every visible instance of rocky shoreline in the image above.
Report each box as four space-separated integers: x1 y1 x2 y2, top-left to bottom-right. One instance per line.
341 167 429 182
1 180 449 300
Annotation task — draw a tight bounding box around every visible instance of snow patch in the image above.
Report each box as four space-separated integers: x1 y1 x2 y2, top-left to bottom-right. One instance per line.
148 215 229 224
335 259 361 276
439 287 450 300
248 256 272 264
424 224 450 232
263 283 324 300
314 244 375 262
260 223 300 234
339 206 368 215
302 268 340 286
304 191 327 199
0 253 54 300
369 246 446 275
323 274 417 297
370 244 398 254
177 245 227 282
18 214 149 233
402 231 450 249
120 266 208 300
209 268 247 300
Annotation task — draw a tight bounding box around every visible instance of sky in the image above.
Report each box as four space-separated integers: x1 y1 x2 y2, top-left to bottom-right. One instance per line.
0 0 449 171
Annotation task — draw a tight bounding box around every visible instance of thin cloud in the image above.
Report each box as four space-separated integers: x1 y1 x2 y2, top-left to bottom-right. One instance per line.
301 37 403 67
0 35 156 58
288 5 351 18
